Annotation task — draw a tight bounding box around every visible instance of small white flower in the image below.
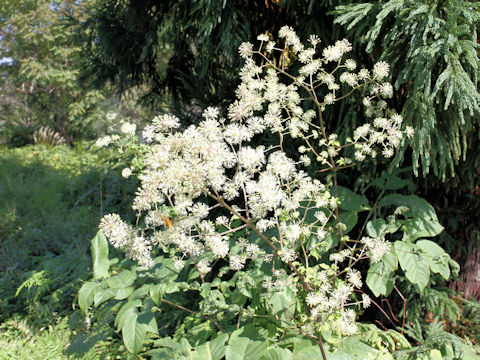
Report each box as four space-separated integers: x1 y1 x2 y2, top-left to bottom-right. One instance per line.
122 167 132 178
229 254 246 270
257 33 269 42
373 61 390 80
120 122 136 136
405 126 414 138
362 294 371 308
95 135 112 148
324 93 336 105
345 59 357 71
203 107 220 120
239 42 254 59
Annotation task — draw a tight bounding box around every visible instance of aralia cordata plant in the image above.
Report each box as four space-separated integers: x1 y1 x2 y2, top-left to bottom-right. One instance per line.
99 26 413 358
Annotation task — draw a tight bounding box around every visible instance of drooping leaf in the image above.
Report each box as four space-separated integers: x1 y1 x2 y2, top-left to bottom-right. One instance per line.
122 311 146 354
93 287 115 306
137 310 158 334
91 230 109 280
78 281 100 313
366 218 401 238
269 287 296 321
417 240 451 279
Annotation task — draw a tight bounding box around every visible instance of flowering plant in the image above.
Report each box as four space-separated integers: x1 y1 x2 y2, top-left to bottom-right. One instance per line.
79 27 456 358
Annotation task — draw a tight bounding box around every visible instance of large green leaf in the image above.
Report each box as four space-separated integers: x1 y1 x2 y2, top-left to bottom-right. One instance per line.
138 310 158 334
91 230 109 280
417 240 450 279
225 326 268 360
378 195 443 241
106 270 135 289
78 281 100 312
366 249 398 297
379 194 438 221
366 218 401 238
93 287 115 306
339 211 358 234
261 348 293 360
122 310 147 354
294 346 323 360
394 241 430 292
191 334 228 360
114 299 142 328
401 218 444 242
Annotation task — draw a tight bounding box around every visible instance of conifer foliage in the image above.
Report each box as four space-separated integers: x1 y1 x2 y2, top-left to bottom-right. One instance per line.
334 0 480 179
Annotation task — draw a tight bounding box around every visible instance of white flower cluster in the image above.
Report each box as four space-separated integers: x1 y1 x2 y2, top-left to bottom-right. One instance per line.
98 27 411 336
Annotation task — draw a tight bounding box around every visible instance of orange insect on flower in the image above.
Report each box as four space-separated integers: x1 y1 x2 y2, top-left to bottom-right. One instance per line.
162 217 173 229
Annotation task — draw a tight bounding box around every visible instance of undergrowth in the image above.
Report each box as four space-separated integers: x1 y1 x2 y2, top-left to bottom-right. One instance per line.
0 143 136 358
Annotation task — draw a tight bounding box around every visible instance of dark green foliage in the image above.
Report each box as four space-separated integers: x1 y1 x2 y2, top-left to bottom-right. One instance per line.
334 0 480 179
76 0 351 112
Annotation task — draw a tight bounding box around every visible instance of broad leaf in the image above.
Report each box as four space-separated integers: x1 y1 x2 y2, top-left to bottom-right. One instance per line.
261 348 293 360
191 334 228 360
93 287 114 306
91 230 109 280
114 299 142 328
122 311 146 354
394 241 430 292
339 211 358 234
138 310 158 334
269 287 296 321
401 218 444 242
226 326 268 360
417 240 450 279
294 346 323 360
366 218 401 238
78 281 100 312
106 270 135 289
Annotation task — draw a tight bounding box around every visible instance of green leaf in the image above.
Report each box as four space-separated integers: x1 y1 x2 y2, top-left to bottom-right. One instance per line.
401 218 444 242
113 286 134 300
91 230 109 280
366 249 398 297
339 211 358 234
294 346 323 360
417 240 451 279
115 299 142 328
226 326 268 360
106 270 135 289
191 334 228 360
122 311 147 354
366 218 401 238
336 186 370 211
93 287 114 306
269 287 296 321
137 310 158 334
261 348 293 360
394 241 430 292
378 195 443 241
78 281 100 312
